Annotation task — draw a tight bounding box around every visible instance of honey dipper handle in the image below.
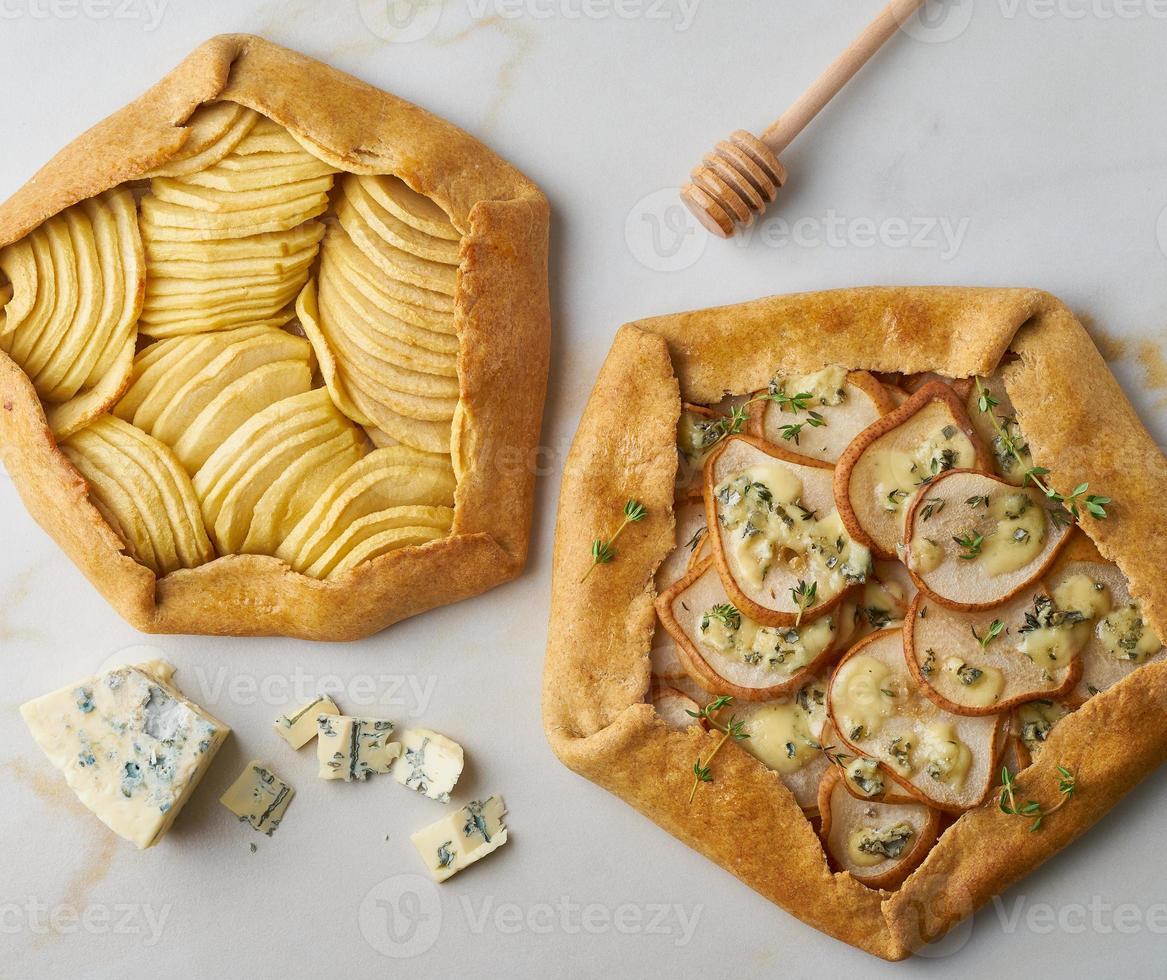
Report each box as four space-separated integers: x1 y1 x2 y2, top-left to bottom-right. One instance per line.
761 0 928 155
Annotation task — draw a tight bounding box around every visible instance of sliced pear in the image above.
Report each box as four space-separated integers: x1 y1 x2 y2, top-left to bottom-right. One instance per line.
964 370 1034 486
336 195 458 295
655 556 842 700
747 367 896 464
325 524 447 579
144 103 259 178
835 381 990 559
839 573 911 650
172 358 313 472
241 428 367 555
903 470 1072 610
62 416 212 575
343 176 461 264
676 402 738 498
655 498 708 593
818 766 940 890
704 435 871 626
652 686 703 731
827 629 1004 812
359 174 460 241
302 505 454 579
906 587 1080 716
731 675 833 811
275 446 456 572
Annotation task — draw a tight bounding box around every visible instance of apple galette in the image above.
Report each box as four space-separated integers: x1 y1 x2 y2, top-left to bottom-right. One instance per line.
0 35 549 639
544 287 1167 959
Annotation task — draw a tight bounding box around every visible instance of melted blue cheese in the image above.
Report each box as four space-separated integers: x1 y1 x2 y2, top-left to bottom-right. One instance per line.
274 695 340 749
392 728 465 803
714 465 870 596
698 603 835 676
220 761 294 836
316 716 400 781
20 662 229 849
411 796 508 883
872 425 976 516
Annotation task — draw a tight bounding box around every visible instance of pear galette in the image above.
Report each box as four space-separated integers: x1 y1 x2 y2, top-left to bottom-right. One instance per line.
0 35 549 639
544 288 1167 959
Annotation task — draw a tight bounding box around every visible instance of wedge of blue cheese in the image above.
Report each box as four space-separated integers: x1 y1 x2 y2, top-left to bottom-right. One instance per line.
274 695 340 749
392 728 464 803
220 761 294 835
19 661 229 849
316 715 400 781
411 796 508 882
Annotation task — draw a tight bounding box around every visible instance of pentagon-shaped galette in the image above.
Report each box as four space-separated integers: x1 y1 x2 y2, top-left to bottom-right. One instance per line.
0 35 549 639
544 287 1167 959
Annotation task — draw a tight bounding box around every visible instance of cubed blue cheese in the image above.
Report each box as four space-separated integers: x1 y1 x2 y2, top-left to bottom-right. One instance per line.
274 695 340 749
220 761 294 835
392 728 464 803
316 715 400 781
19 661 229 849
411 796 508 882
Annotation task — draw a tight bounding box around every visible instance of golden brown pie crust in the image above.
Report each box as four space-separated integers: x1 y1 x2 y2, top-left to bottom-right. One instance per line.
542 287 1167 959
0 35 550 639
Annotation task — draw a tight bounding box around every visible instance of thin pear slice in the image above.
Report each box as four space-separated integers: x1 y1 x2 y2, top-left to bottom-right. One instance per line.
241 427 366 555
275 446 455 570
835 381 990 560
828 629 1004 812
652 686 703 731
903 470 1072 611
359 174 460 241
336 195 457 295
655 498 708 593
303 505 454 579
906 586 1080 716
704 435 871 627
965 369 1033 486
731 675 833 811
676 402 736 498
210 416 352 555
144 104 258 178
747 368 897 464
325 524 447 579
172 359 313 473
89 416 213 568
344 176 461 264
818 767 940 890
1042 535 1167 704
193 388 336 521
655 555 842 701
325 225 455 320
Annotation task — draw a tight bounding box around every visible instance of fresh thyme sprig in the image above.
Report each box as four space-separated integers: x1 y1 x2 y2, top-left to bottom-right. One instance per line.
791 580 818 626
953 531 985 561
686 695 750 803
972 618 1005 650
778 411 826 446
581 499 647 582
920 497 945 521
999 765 1077 832
974 378 1111 522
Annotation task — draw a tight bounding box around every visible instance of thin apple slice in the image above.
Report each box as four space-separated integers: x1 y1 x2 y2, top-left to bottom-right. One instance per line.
326 525 447 579
1041 536 1167 703
903 470 1072 611
335 195 457 296
747 367 896 464
142 222 324 264
302 504 454 579
731 676 833 812
654 555 842 701
651 686 703 731
324 225 454 319
834 381 989 560
704 435 871 626
906 587 1080 716
359 174 460 241
828 629 1004 812
296 278 369 427
144 103 259 178
654 497 708 593
817 767 940 890
343 176 461 264
7 215 77 374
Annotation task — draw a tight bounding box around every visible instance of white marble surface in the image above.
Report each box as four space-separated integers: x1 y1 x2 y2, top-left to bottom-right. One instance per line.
2 2 1167 977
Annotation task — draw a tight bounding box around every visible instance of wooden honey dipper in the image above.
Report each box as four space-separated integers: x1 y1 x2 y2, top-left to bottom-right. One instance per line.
681 0 930 238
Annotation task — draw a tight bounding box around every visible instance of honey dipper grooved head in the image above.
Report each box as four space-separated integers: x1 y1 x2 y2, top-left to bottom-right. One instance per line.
680 130 788 239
